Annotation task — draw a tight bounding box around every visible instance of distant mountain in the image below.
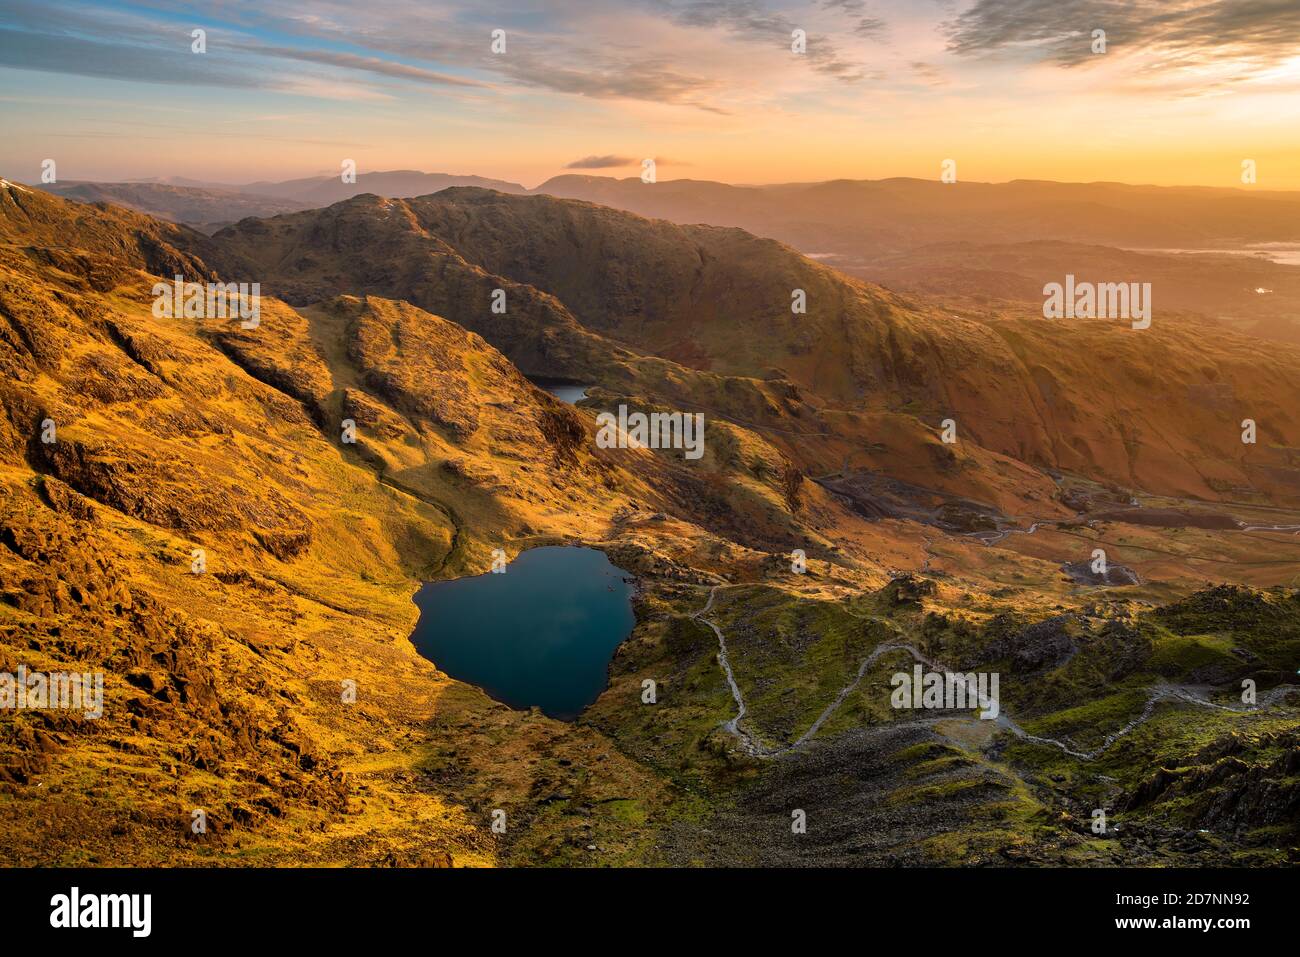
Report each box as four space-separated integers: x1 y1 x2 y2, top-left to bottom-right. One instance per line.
862 239 1300 343
39 181 313 233
37 170 1300 253
532 175 1300 253
120 175 244 189
34 171 528 233
45 170 1300 287
239 170 528 205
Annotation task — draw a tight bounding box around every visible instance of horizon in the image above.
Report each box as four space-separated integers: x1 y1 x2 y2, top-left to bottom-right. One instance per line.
14 168 1300 195
2 0 1299 188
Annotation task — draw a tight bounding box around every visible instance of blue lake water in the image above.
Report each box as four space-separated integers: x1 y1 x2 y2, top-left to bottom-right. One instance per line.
528 377 591 404
409 546 636 719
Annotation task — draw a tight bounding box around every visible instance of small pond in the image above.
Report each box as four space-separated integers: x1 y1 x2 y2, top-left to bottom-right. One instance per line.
409 546 636 719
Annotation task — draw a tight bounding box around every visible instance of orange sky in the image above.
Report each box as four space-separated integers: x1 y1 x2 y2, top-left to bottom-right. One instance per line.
2 1 1298 189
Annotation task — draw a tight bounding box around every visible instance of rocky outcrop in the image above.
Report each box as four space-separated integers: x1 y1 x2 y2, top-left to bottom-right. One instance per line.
1123 731 1300 833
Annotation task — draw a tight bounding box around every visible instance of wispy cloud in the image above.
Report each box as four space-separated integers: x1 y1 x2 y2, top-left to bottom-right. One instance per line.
0 0 404 101
565 155 637 169
0 26 266 90
0 0 908 113
909 60 946 86
240 44 488 89
655 0 872 82
944 0 1300 83
853 17 888 39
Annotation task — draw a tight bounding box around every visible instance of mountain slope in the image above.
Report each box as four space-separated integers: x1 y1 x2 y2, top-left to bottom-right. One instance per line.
0 182 698 864
206 188 1300 508
535 175 1300 348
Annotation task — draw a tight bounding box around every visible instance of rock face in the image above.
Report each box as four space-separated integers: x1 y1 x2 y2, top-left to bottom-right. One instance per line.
1062 560 1141 586
1124 731 1300 832
979 615 1079 672
883 574 936 606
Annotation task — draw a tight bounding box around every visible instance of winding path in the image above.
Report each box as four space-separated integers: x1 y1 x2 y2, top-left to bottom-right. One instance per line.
974 522 1045 545
994 683 1295 760
692 584 1293 761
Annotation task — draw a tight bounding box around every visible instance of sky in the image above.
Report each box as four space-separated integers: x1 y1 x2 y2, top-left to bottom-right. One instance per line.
1 0 1298 189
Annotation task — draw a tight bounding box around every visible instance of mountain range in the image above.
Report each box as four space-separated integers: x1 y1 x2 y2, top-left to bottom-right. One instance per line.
35 170 1300 347
1 175 1297 866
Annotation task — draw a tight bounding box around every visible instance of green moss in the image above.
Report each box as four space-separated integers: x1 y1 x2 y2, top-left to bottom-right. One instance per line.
1017 687 1151 749
905 754 977 779
705 585 898 746
888 777 1008 807
1147 632 1239 676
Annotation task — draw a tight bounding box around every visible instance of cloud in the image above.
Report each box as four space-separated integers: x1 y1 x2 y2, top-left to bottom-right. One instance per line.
495 52 719 106
246 4 729 112
565 155 688 169
240 45 487 89
944 0 1300 79
817 0 889 40
656 0 871 82
271 76 396 101
909 61 946 85
0 1 403 102
227 2 729 112
565 155 637 169
0 0 902 113
0 27 265 90
853 17 888 39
